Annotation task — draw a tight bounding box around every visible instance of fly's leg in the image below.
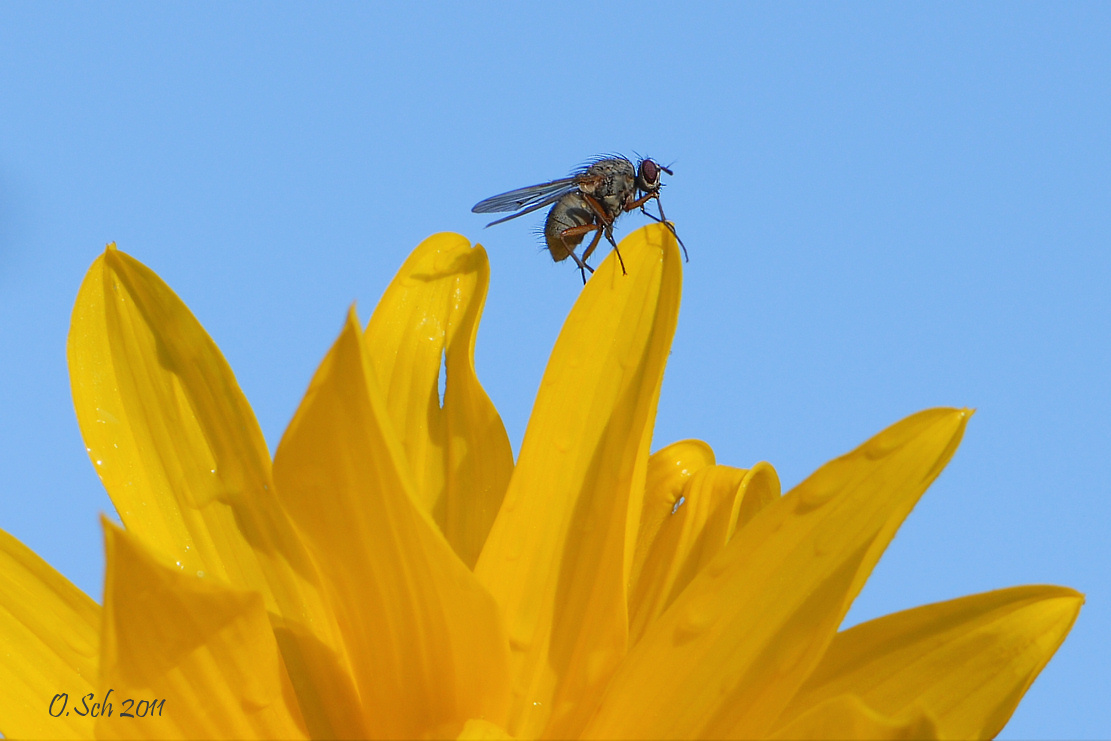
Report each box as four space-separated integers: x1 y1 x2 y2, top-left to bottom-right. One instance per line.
639 207 690 262
560 218 627 278
570 250 594 284
579 225 605 264
593 225 626 276
558 224 598 284
559 222 626 281
624 192 658 212
571 193 630 277
581 193 617 230
579 194 628 275
629 193 689 262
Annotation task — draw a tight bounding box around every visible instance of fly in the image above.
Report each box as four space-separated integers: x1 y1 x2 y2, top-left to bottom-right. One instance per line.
472 155 688 283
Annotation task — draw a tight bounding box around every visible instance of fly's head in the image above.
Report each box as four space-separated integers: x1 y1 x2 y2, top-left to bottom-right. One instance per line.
636 158 672 196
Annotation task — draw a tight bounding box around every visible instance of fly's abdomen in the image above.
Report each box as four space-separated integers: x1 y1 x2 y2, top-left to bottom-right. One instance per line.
544 193 594 262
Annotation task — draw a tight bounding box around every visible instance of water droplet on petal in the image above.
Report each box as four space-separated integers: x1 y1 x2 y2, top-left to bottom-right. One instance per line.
862 433 902 459
796 483 836 511
795 458 856 512
552 433 572 453
674 594 717 645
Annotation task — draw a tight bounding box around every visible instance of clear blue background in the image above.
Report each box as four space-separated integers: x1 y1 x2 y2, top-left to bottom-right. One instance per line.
1 3 1106 737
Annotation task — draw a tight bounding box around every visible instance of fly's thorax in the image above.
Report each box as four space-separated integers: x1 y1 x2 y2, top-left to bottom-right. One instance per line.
544 192 593 261
578 158 637 220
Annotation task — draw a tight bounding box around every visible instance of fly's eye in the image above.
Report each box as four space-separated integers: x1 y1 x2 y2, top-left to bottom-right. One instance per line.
638 159 661 190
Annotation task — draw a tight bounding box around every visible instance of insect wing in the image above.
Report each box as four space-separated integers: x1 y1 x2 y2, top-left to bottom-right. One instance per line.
481 195 570 227
471 177 578 213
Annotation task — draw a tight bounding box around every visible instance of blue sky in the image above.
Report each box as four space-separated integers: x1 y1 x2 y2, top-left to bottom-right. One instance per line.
1 3 1107 737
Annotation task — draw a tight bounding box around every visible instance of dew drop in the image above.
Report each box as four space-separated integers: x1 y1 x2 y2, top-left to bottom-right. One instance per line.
862 434 901 459
796 481 837 511
671 496 686 515
552 433 572 454
674 595 717 645
795 459 856 512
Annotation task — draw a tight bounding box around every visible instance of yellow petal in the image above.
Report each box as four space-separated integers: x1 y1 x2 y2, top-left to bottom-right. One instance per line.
474 224 682 739
96 519 305 740
457 718 514 739
68 245 269 583
628 464 747 644
631 439 716 590
727 460 781 540
629 460 780 646
364 233 513 569
583 408 969 739
0 529 99 740
67 245 359 737
628 450 780 646
273 309 511 738
769 695 939 740
777 585 1084 739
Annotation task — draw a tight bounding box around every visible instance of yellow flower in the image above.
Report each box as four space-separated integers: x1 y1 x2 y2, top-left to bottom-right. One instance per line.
0 224 1081 739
